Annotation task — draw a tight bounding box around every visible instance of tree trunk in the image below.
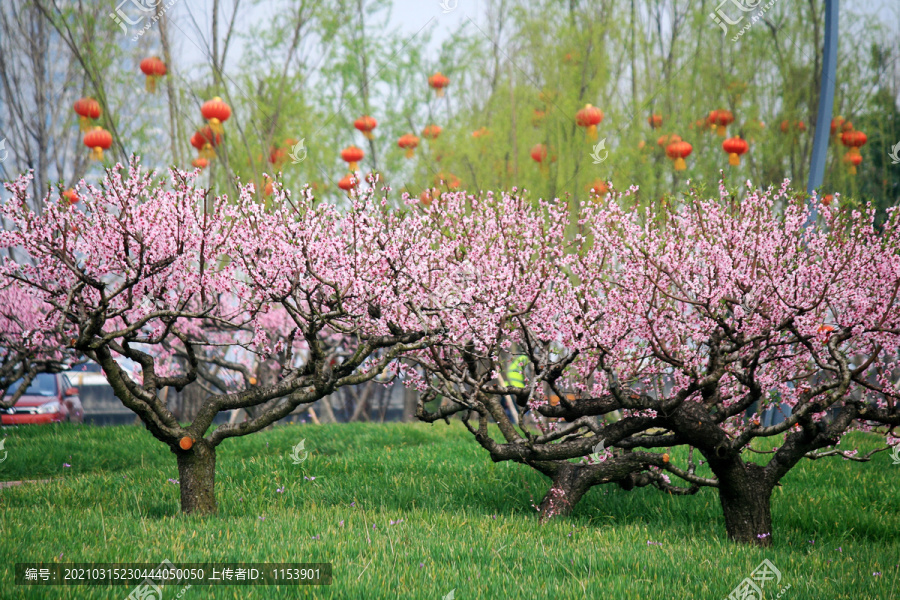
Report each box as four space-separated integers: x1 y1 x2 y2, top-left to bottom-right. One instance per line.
715 461 774 546
175 440 217 515
537 463 592 522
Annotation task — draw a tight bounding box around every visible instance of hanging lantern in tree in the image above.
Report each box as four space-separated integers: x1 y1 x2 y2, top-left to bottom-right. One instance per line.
191 126 222 160
575 104 604 140
338 174 358 196
73 98 101 132
830 116 844 136
648 114 663 129
706 110 719 132
841 130 867 175
419 189 434 207
341 145 365 171
62 189 79 205
422 124 442 140
843 152 863 175
434 172 460 190
398 134 419 159
191 157 209 170
428 72 449 97
83 126 112 161
657 133 681 147
532 109 546 128
530 143 548 164
586 179 608 199
722 136 749 166
780 120 807 134
713 110 734 136
666 140 692 170
269 145 288 169
841 120 854 133
472 127 490 138
139 57 167 93
354 115 377 139
822 194 834 206
201 97 231 135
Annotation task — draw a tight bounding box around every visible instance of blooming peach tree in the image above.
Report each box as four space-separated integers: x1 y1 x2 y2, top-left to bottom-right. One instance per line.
0 160 447 514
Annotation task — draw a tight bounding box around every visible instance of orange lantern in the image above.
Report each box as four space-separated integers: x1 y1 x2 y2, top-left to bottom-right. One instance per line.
73 98 101 132
201 97 231 135
666 140 692 170
139 57 167 93
191 157 209 170
713 110 734 136
434 172 460 190
422 124 442 140
532 109 546 128
822 194 834 206
190 126 222 160
575 104 604 140
419 189 434 207
586 179 608 199
428 72 449 97
83 126 112 161
354 115 377 139
843 151 863 175
62 189 79 205
830 116 844 136
472 127 490 138
722 136 749 166
657 133 681 147
648 114 663 129
840 130 867 157
530 143 548 164
706 110 719 132
398 134 419 159
338 174 358 195
341 145 365 171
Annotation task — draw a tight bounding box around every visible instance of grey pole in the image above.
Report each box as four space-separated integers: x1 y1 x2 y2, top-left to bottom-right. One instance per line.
807 0 839 201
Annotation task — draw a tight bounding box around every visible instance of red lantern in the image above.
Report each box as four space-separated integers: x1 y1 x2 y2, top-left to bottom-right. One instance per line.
648 114 663 129
830 116 844 136
419 189 434 207
665 140 692 170
530 143 548 163
338 174 358 195
191 157 209 170
822 194 834 206
428 72 449 97
201 97 231 134
139 57 167 93
83 126 112 161
840 130 867 157
713 110 734 136
722 136 749 166
706 110 719 132
354 115 377 139
780 120 806 134
62 189 79 205
422 124 442 140
587 179 608 198
269 145 288 168
191 126 222 160
575 104 604 140
73 98 101 132
657 134 681 147
398 134 419 159
843 151 863 175
341 145 365 171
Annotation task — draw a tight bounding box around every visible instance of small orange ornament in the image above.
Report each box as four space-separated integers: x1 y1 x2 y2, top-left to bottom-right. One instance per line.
179 437 193 450
662 453 670 463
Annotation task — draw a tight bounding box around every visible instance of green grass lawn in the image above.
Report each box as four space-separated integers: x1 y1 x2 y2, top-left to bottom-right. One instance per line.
0 422 897 599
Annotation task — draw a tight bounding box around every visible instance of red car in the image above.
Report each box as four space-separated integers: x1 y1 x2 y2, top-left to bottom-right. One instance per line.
1 372 84 425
